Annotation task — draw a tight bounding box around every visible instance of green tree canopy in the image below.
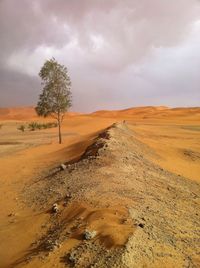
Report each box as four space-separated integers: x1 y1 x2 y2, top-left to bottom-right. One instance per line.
36 58 72 144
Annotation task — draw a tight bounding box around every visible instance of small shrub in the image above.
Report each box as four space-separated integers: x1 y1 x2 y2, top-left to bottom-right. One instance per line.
27 121 58 131
18 125 25 132
46 122 58 128
42 123 48 129
37 124 42 130
28 122 39 131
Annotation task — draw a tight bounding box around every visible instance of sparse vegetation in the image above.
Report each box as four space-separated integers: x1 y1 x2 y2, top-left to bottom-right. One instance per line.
28 122 40 131
18 125 25 132
17 122 58 132
43 122 58 129
36 58 72 144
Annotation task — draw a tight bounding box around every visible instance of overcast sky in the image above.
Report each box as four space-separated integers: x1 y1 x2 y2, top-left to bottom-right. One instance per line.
0 0 200 111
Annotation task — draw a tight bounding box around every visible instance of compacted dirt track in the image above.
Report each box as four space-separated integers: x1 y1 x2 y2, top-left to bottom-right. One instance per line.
11 122 200 268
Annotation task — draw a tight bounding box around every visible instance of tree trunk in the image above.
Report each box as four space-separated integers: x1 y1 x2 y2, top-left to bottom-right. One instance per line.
58 116 62 144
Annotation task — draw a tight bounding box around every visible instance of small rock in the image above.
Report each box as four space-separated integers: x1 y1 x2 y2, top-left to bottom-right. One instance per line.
60 164 67 170
66 193 71 199
138 223 145 228
52 203 59 213
84 229 97 240
68 252 76 263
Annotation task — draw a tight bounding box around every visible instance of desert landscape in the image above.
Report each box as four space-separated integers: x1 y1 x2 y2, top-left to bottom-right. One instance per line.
0 106 200 268
1 1 200 267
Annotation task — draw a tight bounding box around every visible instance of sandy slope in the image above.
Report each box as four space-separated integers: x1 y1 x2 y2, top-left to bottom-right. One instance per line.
3 122 200 268
0 115 116 268
0 107 81 121
1 106 200 122
0 107 38 120
91 106 200 122
128 123 200 182
0 106 200 268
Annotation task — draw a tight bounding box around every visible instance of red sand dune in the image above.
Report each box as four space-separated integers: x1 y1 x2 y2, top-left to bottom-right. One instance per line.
0 106 199 122
91 106 200 120
0 107 37 120
0 107 81 121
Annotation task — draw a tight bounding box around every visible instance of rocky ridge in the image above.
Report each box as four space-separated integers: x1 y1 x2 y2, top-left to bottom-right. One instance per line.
18 122 200 268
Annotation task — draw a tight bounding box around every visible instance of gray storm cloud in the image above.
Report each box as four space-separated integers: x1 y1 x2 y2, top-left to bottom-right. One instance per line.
0 0 200 111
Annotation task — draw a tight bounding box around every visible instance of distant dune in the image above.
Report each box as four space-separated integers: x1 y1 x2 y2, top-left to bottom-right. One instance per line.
91 106 200 120
0 106 199 122
0 106 37 120
0 107 81 120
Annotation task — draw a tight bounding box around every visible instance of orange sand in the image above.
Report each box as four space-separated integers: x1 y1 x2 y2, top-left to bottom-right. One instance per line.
0 106 199 267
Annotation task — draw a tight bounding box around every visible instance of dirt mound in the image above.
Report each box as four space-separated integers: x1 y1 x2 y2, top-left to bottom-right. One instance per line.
14 121 200 268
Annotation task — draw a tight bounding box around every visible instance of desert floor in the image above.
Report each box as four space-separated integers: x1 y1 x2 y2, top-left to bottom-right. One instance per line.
0 106 200 268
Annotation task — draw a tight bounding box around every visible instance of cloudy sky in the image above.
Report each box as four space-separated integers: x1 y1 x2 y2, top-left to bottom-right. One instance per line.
0 0 200 111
